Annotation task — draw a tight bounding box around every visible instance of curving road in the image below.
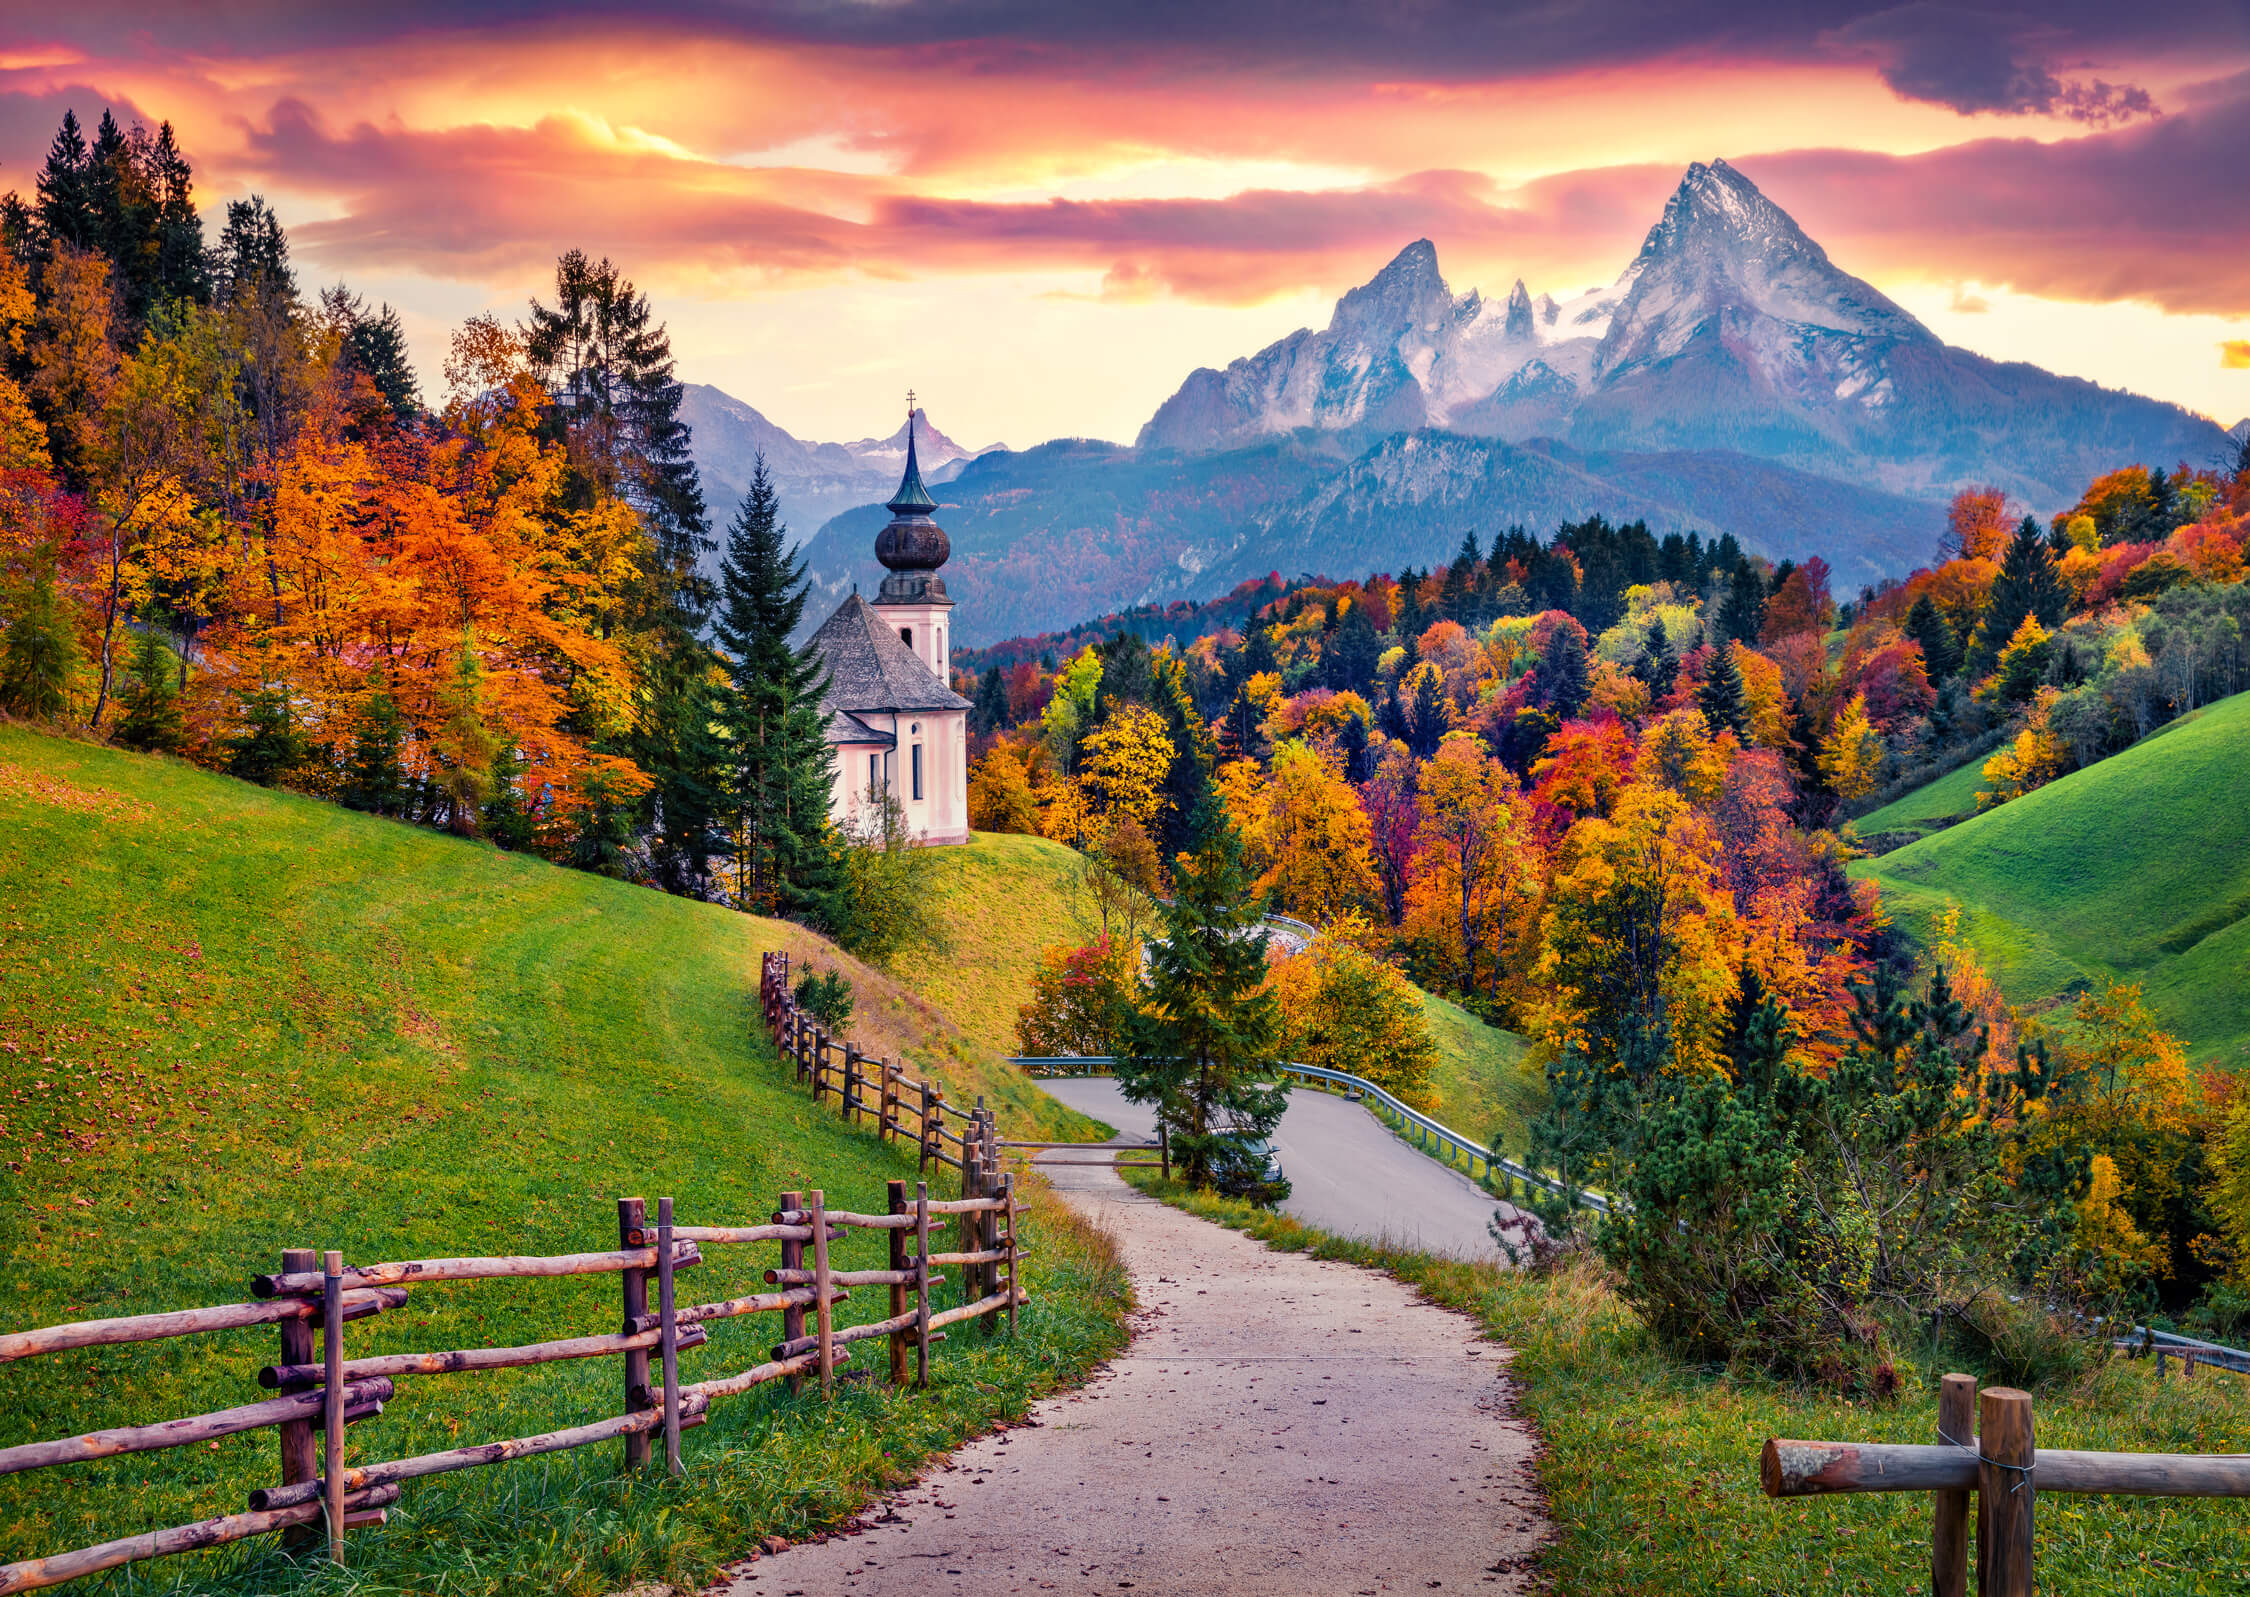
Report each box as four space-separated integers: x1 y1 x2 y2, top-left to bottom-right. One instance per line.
1035 1077 1521 1260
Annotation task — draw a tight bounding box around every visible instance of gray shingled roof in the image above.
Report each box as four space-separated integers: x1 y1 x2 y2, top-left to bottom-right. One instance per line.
807 594 972 716
822 706 896 748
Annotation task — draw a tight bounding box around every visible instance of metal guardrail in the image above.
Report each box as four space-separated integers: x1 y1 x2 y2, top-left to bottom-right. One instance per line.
2116 1327 2250 1375
1010 1055 1609 1214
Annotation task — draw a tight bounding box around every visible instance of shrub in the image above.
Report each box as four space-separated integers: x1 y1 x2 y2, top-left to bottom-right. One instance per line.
792 966 854 1033
1015 935 1142 1057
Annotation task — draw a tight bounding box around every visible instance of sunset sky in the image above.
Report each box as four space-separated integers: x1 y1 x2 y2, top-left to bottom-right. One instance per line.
6 3 2250 450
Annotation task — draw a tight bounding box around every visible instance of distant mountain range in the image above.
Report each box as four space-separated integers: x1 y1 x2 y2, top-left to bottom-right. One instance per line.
689 160 2236 647
679 387 995 542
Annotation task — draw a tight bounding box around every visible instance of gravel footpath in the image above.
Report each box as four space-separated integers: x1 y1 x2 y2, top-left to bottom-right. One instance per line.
710 1156 1547 1597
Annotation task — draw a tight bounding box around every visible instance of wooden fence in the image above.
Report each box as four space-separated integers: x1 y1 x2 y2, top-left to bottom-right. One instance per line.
1761 1373 2250 1593
0 961 1039 1597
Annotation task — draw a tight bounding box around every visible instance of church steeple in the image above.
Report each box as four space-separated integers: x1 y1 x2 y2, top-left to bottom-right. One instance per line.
888 398 939 515
873 392 951 605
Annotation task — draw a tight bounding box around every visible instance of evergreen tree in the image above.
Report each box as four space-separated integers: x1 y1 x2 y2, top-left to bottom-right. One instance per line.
225 685 304 787
324 287 421 421
1698 642 1748 737
712 457 846 922
567 769 638 879
1116 800 1291 1203
483 741 536 851
341 691 408 816
1150 651 1216 861
1979 517 2066 666
1324 599 1383 694
972 664 1008 734
32 111 93 256
1530 616 1590 719
1903 593 1961 683
1718 562 1766 644
1640 616 1677 701
114 627 184 752
0 567 83 720
217 196 295 304
632 640 726 891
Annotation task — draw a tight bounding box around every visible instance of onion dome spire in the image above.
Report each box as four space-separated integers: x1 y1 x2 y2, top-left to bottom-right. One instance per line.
874 392 951 599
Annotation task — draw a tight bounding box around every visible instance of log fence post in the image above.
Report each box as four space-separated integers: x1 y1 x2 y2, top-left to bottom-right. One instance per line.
810 1190 834 1398
618 1198 652 1469
887 1180 910 1386
656 1196 681 1476
778 1190 806 1396
1932 1373 1974 1597
881 1060 899 1145
918 1083 936 1176
1978 1387 2035 1597
1002 1171 1019 1336
807 1023 822 1102
322 1250 345 1565
913 1180 932 1387
842 1043 860 1126
276 1248 319 1557
1159 1123 1170 1182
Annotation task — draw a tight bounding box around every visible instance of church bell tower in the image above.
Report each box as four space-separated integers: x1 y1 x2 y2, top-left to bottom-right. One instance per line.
870 397 955 682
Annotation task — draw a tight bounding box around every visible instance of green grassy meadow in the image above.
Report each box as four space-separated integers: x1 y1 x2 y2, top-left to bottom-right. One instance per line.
884 830 1097 1059
0 725 1124 1596
1130 1176 2250 1597
1853 748 1992 843
1854 691 2250 1069
1415 990 1541 1158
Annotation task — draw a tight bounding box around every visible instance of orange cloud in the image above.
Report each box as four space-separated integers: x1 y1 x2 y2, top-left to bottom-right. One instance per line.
2224 340 2250 369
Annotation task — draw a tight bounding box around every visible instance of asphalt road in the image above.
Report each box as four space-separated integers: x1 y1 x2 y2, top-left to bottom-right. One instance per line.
1034 1077 1519 1260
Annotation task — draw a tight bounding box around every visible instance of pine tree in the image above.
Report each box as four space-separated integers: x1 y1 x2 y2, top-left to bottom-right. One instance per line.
1718 562 1766 644
973 664 1008 734
1978 517 2066 667
1641 615 1677 701
0 567 83 720
1903 593 1960 682
32 111 93 257
324 287 421 421
217 196 294 305
225 685 304 787
342 691 408 816
1116 800 1291 1203
713 456 846 923
632 640 725 892
114 627 184 752
483 741 536 850
1698 642 1748 737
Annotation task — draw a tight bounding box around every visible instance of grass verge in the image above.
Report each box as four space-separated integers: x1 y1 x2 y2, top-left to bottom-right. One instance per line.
0 725 1126 1594
1123 1171 2250 1596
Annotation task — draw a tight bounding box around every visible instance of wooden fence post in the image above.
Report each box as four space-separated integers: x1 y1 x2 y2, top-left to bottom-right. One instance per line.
810 1190 834 1398
656 1197 681 1476
1002 1171 1019 1336
778 1190 806 1396
618 1198 652 1469
322 1250 345 1565
1159 1123 1170 1182
1933 1373 1975 1597
887 1180 910 1386
881 1060 898 1145
1979 1387 2035 1597
842 1043 860 1126
913 1180 932 1387
807 1024 823 1102
277 1248 320 1556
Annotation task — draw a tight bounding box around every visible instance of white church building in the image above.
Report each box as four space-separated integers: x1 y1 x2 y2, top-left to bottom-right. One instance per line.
803 413 972 845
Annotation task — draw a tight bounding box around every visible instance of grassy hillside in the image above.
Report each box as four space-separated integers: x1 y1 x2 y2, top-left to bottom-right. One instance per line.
1416 991 1542 1158
1854 691 2250 1068
0 725 1122 1596
1853 749 1991 844
886 831 1097 1058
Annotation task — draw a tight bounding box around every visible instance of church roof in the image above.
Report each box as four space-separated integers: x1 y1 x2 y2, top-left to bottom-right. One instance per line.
807 593 971 715
822 705 896 748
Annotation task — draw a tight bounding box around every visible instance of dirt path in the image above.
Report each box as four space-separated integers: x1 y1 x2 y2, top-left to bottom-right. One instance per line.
712 1158 1547 1597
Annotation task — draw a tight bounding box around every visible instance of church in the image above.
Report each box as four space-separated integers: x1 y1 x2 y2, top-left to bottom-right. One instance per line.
802 411 973 846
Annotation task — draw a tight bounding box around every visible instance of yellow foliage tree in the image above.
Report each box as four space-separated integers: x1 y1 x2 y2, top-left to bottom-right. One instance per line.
1400 732 1534 1002
1977 692 2068 811
1268 938 1439 1103
1732 642 1793 750
1817 692 1884 801
1080 701 1176 833
969 746 1039 833
1636 707 1731 802
1535 782 1739 1077
1255 740 1380 924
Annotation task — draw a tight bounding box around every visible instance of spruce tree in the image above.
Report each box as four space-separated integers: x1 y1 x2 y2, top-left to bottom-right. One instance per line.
713 456 846 923
1116 800 1291 1203
217 196 295 304
225 685 304 787
342 691 408 816
324 287 421 421
1903 593 1960 683
483 741 536 851
1718 562 1766 644
0 567 83 720
1978 517 2066 667
114 627 184 752
973 664 1008 734
1641 616 1677 701
1698 641 1748 737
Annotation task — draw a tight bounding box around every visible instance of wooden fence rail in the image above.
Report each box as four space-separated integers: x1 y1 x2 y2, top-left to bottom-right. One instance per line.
0 1175 1023 1595
1761 1374 2250 1594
